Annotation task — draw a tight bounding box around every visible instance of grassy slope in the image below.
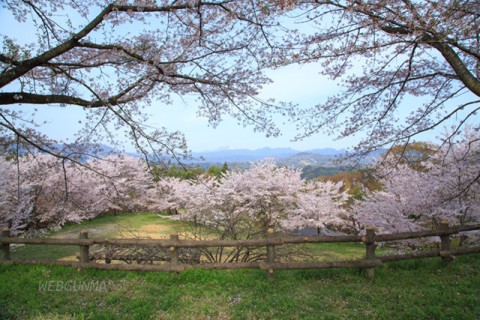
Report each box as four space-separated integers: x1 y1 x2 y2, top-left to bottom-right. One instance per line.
1 213 479 319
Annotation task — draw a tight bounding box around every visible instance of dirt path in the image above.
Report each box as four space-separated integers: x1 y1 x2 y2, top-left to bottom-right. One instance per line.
117 224 174 239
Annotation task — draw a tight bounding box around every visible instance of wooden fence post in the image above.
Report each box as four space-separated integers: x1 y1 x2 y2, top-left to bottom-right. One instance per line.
169 233 179 270
363 226 377 280
439 221 454 265
79 230 90 265
1 228 11 261
266 227 275 280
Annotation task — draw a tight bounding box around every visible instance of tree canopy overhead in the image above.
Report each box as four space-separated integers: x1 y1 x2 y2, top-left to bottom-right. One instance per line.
0 0 290 161
289 0 480 153
1 0 479 163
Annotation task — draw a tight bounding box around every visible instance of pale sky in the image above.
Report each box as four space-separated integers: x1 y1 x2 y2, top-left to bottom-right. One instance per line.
147 63 356 152
19 62 359 153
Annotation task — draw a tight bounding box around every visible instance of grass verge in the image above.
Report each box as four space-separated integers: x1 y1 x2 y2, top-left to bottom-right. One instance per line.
1 255 479 319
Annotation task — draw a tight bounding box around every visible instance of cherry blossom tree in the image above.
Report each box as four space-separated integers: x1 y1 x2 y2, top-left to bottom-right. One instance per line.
166 159 348 262
353 129 480 233
177 159 348 237
0 156 32 234
0 154 94 234
87 155 154 214
0 0 292 162
0 153 177 234
287 1 480 156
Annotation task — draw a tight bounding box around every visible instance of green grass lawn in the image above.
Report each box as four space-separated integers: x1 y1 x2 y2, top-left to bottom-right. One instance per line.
51 212 185 238
1 212 480 319
10 213 185 261
1 256 479 319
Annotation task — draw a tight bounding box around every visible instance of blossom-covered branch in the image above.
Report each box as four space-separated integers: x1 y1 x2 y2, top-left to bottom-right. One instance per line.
289 0 480 154
0 0 291 161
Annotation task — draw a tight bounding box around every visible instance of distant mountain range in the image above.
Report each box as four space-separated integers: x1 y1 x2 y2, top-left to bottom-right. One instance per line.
37 143 384 174
194 147 345 161
16 143 385 178
192 147 322 163
190 147 385 168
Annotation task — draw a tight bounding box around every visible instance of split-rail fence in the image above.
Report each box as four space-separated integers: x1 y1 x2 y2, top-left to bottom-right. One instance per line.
1 221 480 279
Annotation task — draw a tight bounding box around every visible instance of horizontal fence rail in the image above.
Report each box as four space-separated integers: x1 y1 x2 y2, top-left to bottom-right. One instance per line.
1 222 480 279
0 235 365 247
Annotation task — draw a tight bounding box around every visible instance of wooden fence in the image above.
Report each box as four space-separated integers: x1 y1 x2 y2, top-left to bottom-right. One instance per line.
1 221 480 279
